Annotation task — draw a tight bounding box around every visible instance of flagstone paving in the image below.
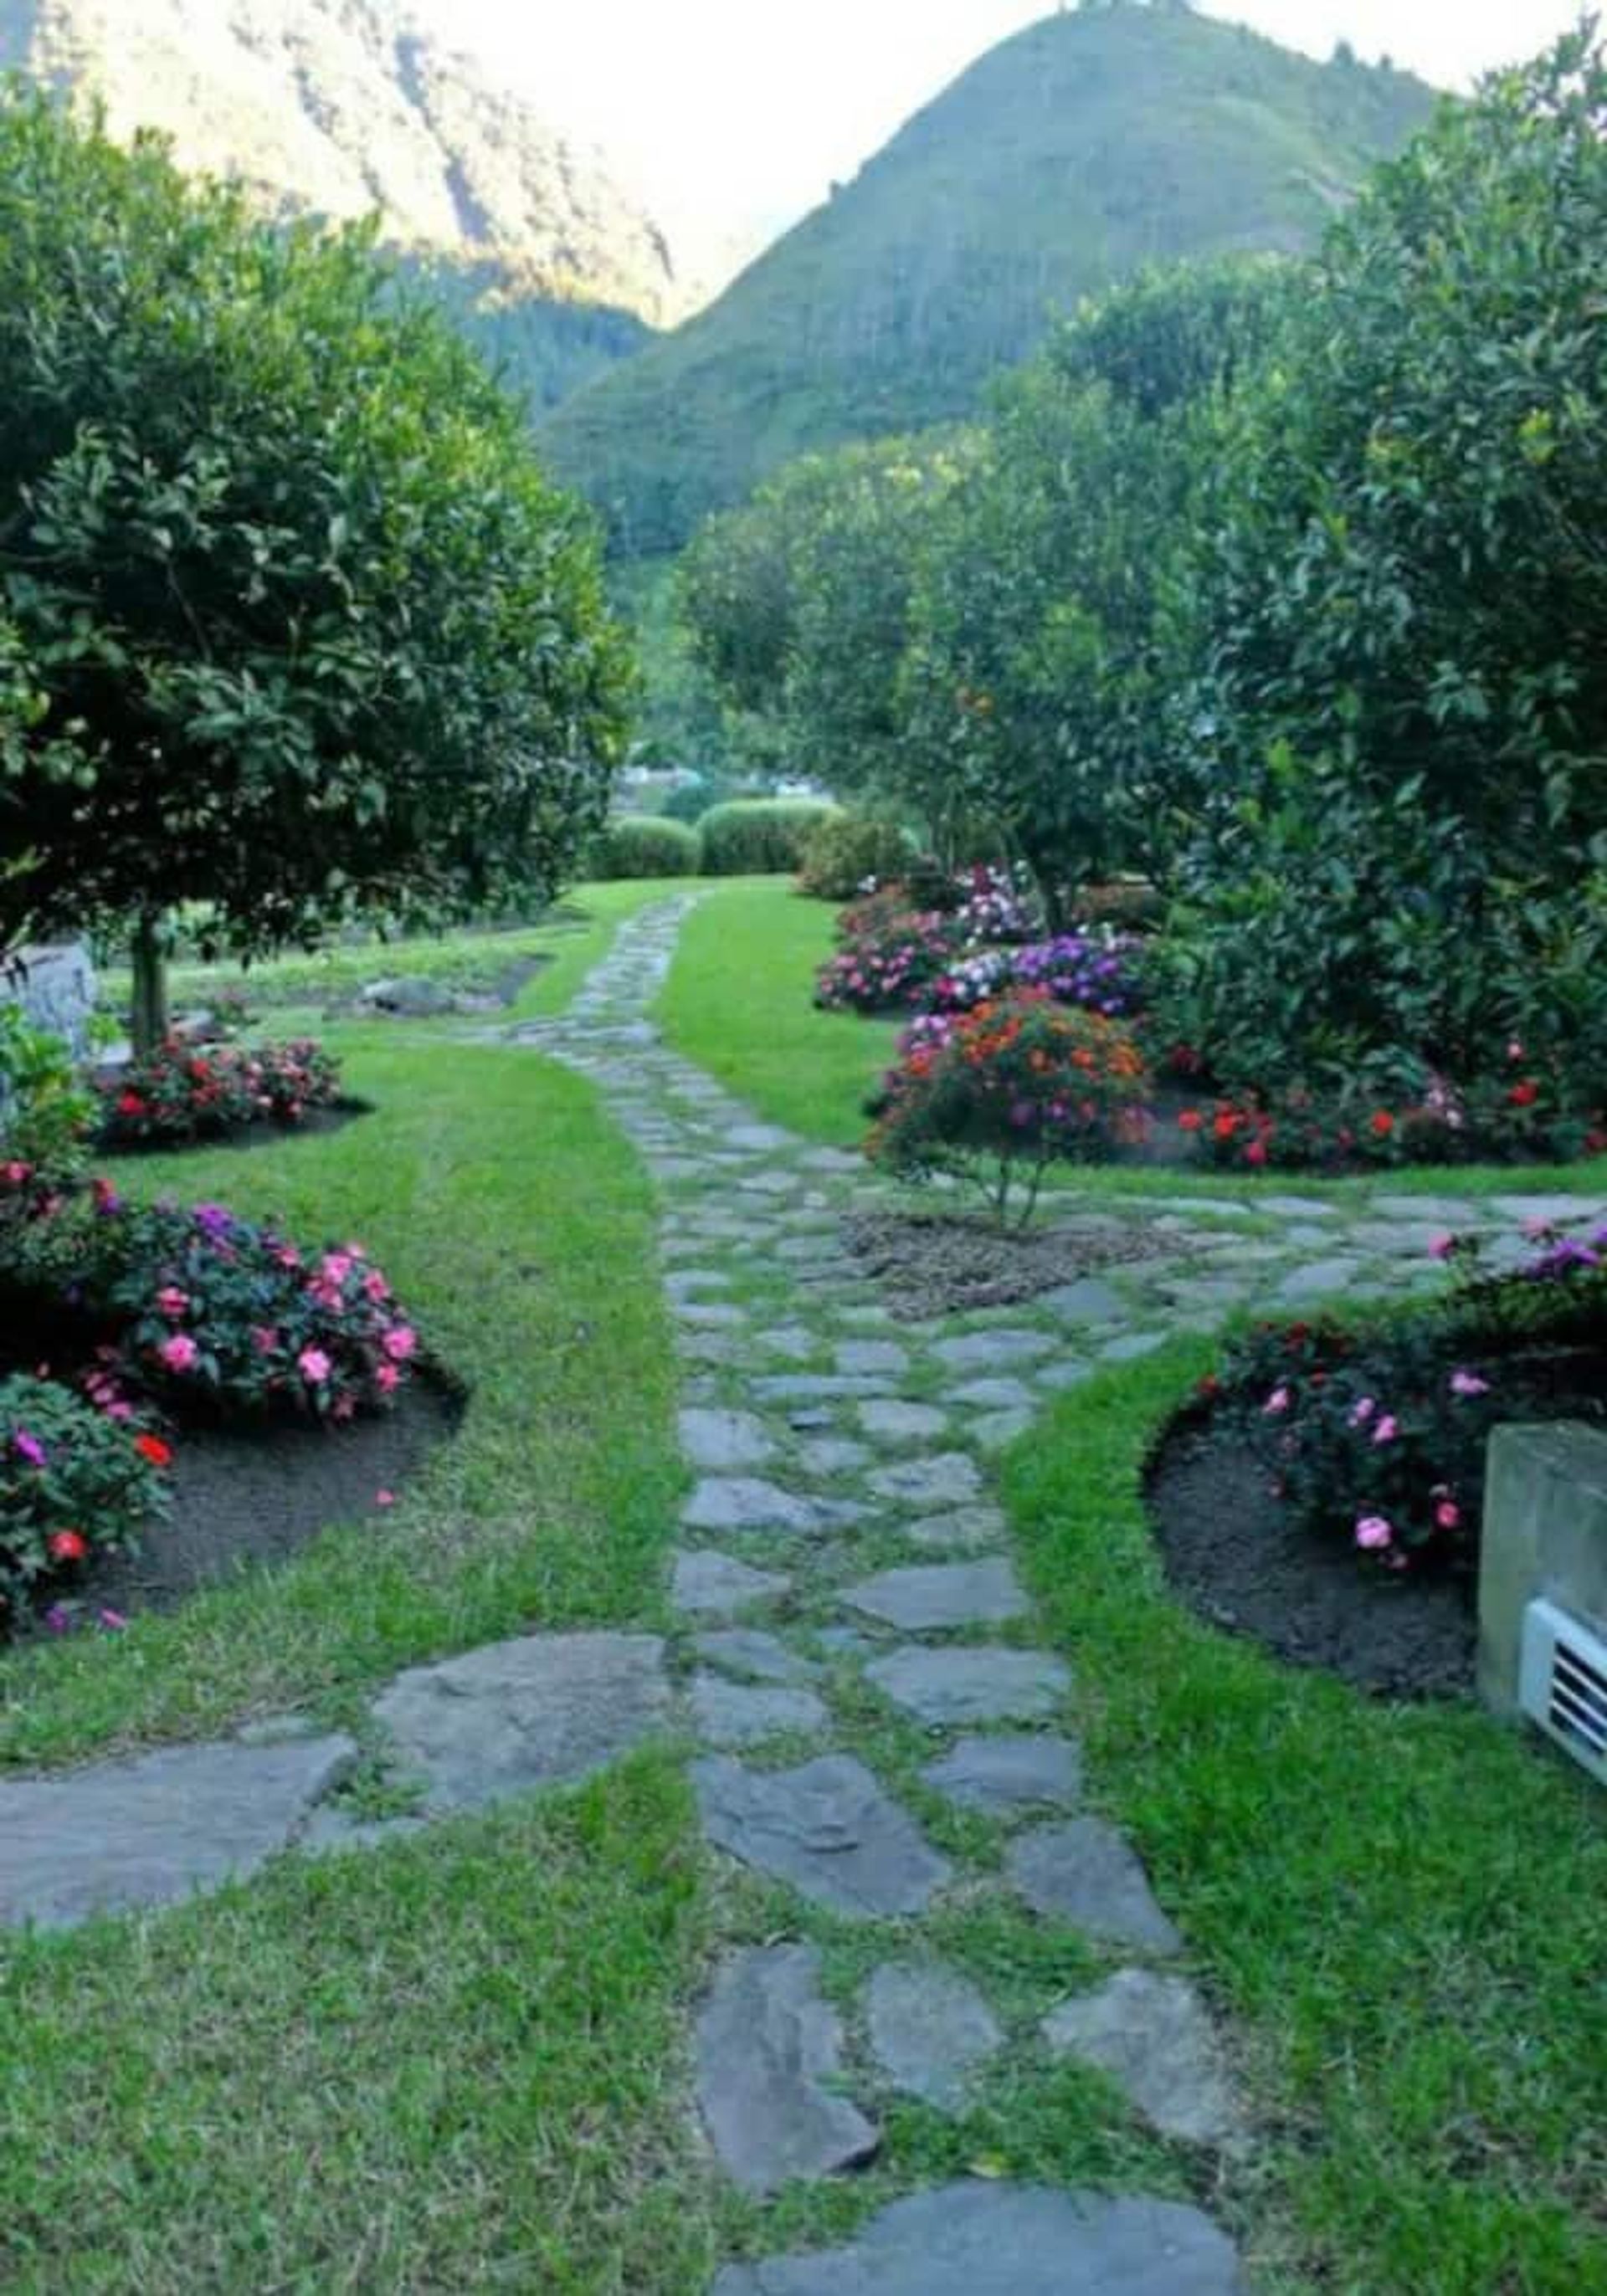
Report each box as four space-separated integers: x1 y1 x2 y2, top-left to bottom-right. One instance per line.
15 893 1604 2284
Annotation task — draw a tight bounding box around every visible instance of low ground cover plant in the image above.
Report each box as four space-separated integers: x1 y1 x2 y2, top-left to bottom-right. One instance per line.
0 1371 171 1615
869 990 1150 1223
1213 1220 1607 1569
99 1038 342 1148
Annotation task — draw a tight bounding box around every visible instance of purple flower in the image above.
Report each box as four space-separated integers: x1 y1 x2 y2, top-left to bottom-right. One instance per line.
193 1202 235 1242
13 1431 45 1467
1450 1370 1491 1398
43 1604 73 1634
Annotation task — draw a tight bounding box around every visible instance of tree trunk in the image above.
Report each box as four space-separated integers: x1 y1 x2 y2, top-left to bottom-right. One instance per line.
130 912 169 1056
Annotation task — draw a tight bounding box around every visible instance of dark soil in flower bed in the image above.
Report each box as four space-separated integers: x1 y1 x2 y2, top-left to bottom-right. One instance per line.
1147 1345 1607 1699
95 1096 374 1159
843 1207 1189 1320
17 1373 460 1636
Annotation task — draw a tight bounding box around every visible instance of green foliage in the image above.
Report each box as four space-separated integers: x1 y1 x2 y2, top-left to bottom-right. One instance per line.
696 799 837 876
0 1004 92 1171
795 812 915 900
586 814 700 879
0 1373 167 1612
0 89 629 984
396 254 654 419
542 4 1434 555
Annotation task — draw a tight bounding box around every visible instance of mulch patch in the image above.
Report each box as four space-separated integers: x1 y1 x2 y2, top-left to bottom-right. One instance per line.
95 1096 374 1160
16 1374 461 1638
842 1206 1187 1320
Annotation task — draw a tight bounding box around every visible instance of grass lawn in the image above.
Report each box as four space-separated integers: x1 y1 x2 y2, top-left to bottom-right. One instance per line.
1006 1349 1607 2292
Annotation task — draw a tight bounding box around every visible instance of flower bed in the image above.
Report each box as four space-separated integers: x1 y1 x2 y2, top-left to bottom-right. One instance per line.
1 1374 171 1618
98 1037 345 1150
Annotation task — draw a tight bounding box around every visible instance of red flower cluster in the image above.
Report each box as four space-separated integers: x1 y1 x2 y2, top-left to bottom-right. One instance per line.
100 1038 341 1147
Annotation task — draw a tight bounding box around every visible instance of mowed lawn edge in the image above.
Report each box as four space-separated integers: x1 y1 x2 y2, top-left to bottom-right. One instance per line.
1004 1345 1607 2292
0 1036 686 1768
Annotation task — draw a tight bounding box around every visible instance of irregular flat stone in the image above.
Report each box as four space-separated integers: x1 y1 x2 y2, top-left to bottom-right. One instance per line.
796 1435 873 1478
1007 1818 1182 1952
1035 1279 1126 1325
675 1301 748 1328
867 1645 1070 1725
836 1340 911 1377
694 1754 951 1917
904 1505 1011 1552
679 1408 776 1472
932 1329 1057 1371
0 1733 357 1929
922 1734 1083 1817
754 1375 895 1403
1491 1194 1607 1226
1042 1969 1242 2144
692 1675 830 1748
371 1632 670 1812
1276 1258 1364 1302
739 1170 800 1196
761 1325 822 1362
1100 1331 1166 1364
858 1398 949 1445
710 2181 1247 2294
947 1376 1036 1411
1370 1194 1485 1225
674 1549 793 1616
665 1268 734 1298
697 1945 881 2193
865 1960 1002 2109
683 1478 832 1535
868 1453 984 1508
844 1558 1029 1632
973 1407 1034 1453
724 1121 795 1152
1034 1359 1093 1393
696 1628 817 1685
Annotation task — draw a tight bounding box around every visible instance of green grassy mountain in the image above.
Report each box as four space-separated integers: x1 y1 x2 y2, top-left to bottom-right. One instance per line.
541 1 1439 556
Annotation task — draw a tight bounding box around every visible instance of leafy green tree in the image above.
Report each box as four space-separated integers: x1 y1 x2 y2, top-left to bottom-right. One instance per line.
0 90 629 1046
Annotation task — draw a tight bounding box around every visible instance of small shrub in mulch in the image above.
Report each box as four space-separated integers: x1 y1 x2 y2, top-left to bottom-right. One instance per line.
97 1037 345 1151
1147 1218 1607 1698
842 1207 1182 1320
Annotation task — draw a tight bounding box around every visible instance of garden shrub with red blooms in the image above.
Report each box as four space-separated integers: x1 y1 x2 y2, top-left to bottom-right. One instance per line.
868 991 1151 1223
0 1373 170 1611
100 1038 342 1147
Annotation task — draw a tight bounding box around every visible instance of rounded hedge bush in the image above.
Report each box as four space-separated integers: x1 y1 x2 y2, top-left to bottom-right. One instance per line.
796 812 915 900
588 814 701 879
698 800 839 876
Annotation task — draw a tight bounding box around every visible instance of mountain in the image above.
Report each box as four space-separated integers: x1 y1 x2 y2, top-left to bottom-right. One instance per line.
0 0 678 410
540 2 1440 557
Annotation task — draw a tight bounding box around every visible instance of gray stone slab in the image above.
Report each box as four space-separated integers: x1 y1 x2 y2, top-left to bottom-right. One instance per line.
1035 1279 1126 1325
674 1550 792 1616
371 1632 670 1813
761 1325 823 1362
1276 1257 1365 1302
973 1407 1035 1453
932 1329 1058 1371
858 1397 950 1447
1042 1969 1242 2144
710 2181 1247 2294
675 1301 749 1328
865 1960 1002 2109
867 1645 1070 1725
692 1676 831 1748
836 1340 911 1377
922 1734 1083 1817
1491 1194 1607 1226
0 1733 357 1929
724 1121 795 1152
947 1376 1036 1411
796 1434 874 1478
695 1629 817 1686
1256 1193 1339 1218
754 1376 896 1403
1369 1195 1486 1225
868 1453 984 1509
679 1408 777 1472
843 1559 1029 1632
1100 1331 1167 1364
694 1754 951 1917
697 1945 881 2193
683 1478 834 1535
903 1505 1011 1553
1034 1359 1093 1393
1007 1818 1182 1952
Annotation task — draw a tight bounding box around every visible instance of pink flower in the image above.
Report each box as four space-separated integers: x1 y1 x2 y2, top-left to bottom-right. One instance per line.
156 1286 189 1319
375 1362 400 1395
375 1489 397 1508
1450 1371 1491 1397
362 1269 391 1304
297 1346 332 1386
13 1430 45 1466
1244 1140 1268 1167
1355 1516 1394 1550
98 1607 127 1631
159 1334 199 1374
251 1325 280 1356
320 1251 354 1288
381 1324 417 1363
1372 1415 1399 1444
1263 1386 1291 1416
1435 1499 1461 1530
1429 1233 1456 1261
1349 1397 1376 1426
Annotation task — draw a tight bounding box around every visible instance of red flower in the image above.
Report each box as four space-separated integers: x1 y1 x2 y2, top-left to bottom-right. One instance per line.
1507 1080 1539 1108
49 1529 88 1563
1177 1110 1204 1133
1244 1140 1269 1166
1370 1110 1396 1137
1213 1112 1240 1141
116 1092 146 1118
134 1433 173 1468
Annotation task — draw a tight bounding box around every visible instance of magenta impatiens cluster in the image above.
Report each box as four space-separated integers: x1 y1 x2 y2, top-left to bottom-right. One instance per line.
100 1036 342 1147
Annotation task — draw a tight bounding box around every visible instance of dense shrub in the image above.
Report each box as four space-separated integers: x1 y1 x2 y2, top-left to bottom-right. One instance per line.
868 991 1150 1222
814 898 966 1012
1214 1219 1607 1571
587 814 701 879
0 1372 169 1612
98 1038 341 1147
698 800 839 876
925 933 1144 1021
795 813 915 901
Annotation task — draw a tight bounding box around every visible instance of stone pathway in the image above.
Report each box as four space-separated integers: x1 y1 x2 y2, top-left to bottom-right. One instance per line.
10 889 1607 2288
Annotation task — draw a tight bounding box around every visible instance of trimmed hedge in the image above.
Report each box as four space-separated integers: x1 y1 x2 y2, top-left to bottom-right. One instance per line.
698 800 838 876
796 812 915 900
588 814 701 879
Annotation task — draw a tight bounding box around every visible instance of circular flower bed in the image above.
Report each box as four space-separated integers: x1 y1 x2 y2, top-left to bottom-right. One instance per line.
97 1036 350 1151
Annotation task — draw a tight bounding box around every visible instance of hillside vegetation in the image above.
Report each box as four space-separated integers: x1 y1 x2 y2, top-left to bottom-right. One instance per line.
542 1 1437 556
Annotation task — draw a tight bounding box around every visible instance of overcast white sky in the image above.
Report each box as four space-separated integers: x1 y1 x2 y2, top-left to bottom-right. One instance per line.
432 1 1587 259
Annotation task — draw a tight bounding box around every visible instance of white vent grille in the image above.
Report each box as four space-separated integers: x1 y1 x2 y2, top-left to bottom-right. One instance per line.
1519 1598 1607 1783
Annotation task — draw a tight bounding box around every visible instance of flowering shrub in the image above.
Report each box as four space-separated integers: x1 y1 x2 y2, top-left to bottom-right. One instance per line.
1214 1220 1607 1570
795 813 914 901
99 1038 342 1146
951 863 1043 946
868 991 1151 1223
0 1374 170 1612
815 899 966 1012
926 933 1144 1021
